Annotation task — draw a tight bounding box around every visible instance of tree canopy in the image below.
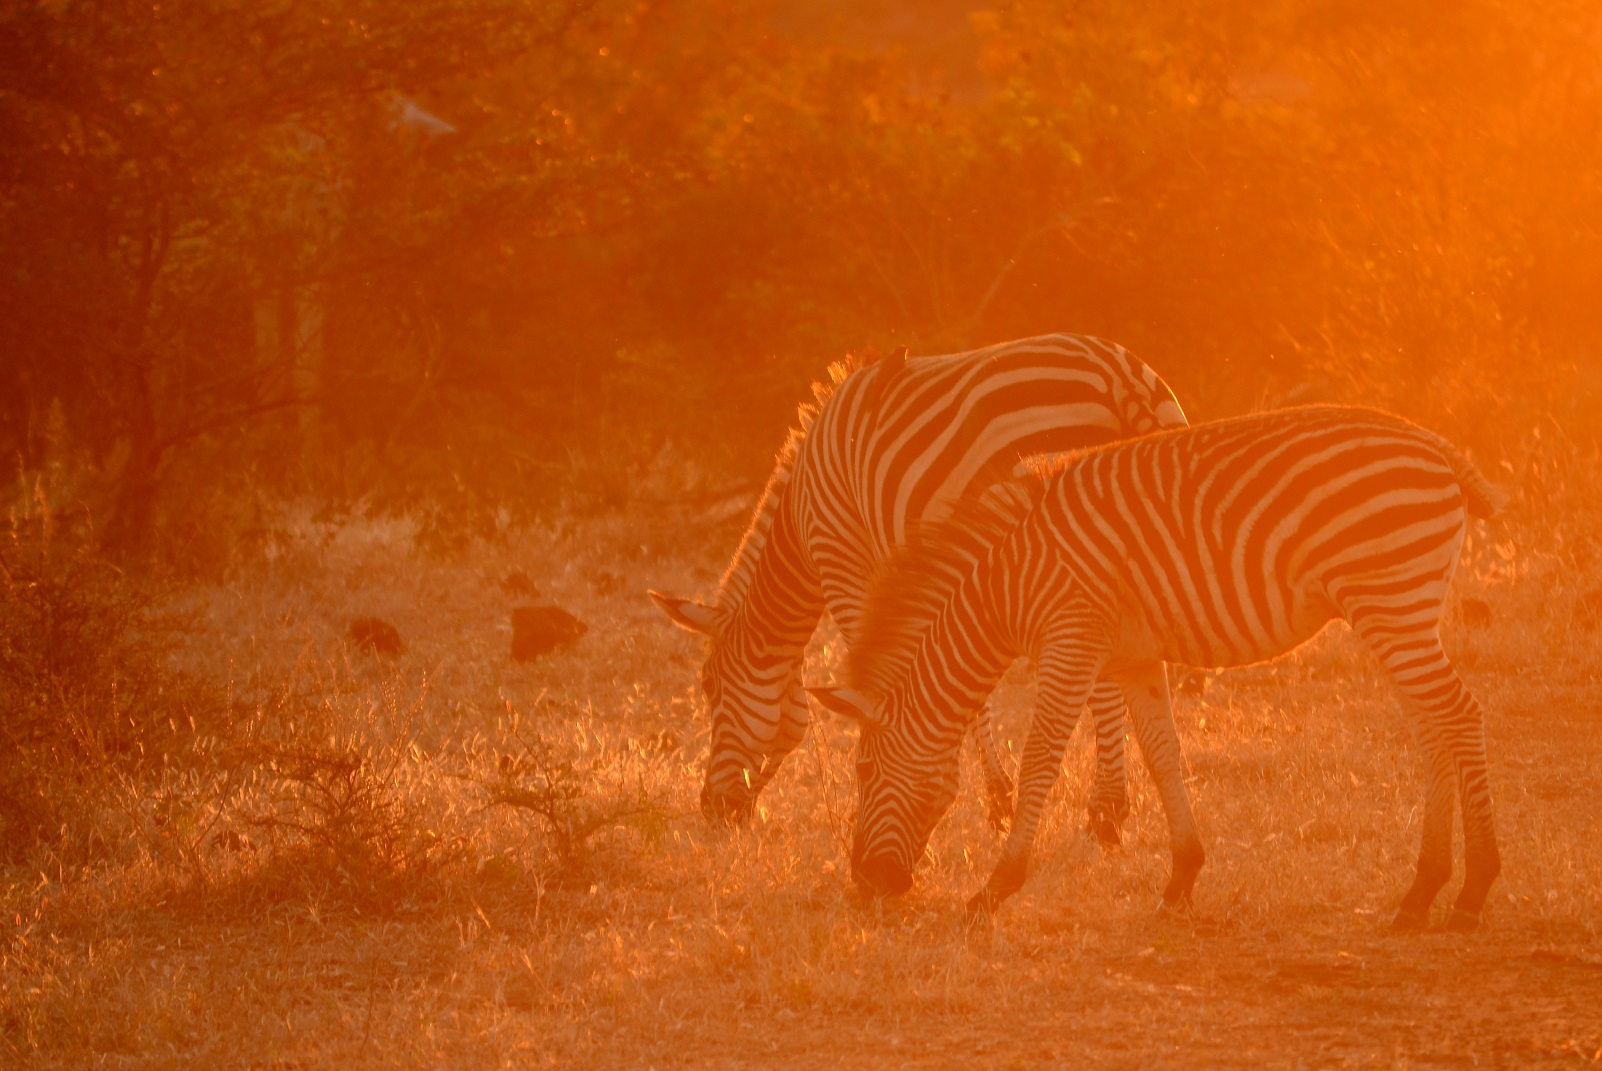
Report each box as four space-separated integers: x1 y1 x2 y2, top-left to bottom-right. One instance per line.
2 0 1597 563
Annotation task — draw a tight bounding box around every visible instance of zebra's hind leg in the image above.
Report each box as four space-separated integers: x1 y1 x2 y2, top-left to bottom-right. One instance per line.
1084 679 1131 847
971 702 1017 833
1446 688 1500 930
1114 661 1205 912
1354 618 1500 932
1393 748 1457 931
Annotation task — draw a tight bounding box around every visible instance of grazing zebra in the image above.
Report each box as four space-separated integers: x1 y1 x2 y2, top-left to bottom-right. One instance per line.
650 334 1188 834
812 405 1504 931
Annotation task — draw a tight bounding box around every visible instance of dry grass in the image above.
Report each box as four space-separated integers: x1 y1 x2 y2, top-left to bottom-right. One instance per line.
3 484 1602 1070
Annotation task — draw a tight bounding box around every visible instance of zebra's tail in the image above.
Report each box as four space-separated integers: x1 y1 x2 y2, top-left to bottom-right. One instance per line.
1427 433 1507 519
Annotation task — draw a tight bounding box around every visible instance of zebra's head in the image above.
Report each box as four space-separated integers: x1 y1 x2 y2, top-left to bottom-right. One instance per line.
1111 353 1188 434
809 685 962 898
650 590 810 823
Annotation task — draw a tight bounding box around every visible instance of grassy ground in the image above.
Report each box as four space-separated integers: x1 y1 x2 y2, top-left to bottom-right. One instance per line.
3 488 1601 1069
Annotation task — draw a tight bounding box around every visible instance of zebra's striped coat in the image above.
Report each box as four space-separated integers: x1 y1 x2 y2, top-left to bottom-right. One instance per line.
816 406 1502 930
651 334 1187 828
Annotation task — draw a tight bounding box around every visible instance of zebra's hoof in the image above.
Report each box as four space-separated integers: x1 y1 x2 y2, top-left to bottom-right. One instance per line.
1445 908 1481 933
1088 815 1122 848
966 889 1002 916
1390 907 1429 932
1155 897 1194 922
983 789 1016 833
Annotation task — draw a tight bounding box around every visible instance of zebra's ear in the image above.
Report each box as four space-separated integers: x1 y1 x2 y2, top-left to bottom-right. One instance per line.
648 591 723 635
1155 396 1188 429
805 685 886 728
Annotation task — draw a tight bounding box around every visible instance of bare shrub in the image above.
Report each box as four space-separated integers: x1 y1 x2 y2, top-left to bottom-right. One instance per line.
480 704 673 883
226 679 464 908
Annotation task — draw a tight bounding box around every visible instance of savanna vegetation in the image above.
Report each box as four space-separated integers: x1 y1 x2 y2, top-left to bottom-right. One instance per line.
2 0 1600 1066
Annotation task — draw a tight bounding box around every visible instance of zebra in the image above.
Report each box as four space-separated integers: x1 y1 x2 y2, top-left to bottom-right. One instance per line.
649 334 1189 836
811 405 1504 931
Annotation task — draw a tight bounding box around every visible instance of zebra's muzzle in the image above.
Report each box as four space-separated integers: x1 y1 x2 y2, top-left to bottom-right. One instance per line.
700 782 754 825
853 852 913 897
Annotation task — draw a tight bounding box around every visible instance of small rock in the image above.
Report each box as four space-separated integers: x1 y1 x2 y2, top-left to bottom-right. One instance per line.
476 854 523 888
500 975 540 1011
215 829 254 853
511 605 587 661
1459 597 1493 629
588 570 626 595
349 616 405 655
500 570 541 598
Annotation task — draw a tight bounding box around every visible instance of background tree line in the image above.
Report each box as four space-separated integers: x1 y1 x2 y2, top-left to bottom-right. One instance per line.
3 0 1598 566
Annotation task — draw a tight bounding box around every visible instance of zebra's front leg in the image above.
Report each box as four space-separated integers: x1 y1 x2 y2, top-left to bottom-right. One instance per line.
970 702 1017 833
976 682 1130 842
1112 661 1205 912
1084 679 1131 846
968 639 1103 914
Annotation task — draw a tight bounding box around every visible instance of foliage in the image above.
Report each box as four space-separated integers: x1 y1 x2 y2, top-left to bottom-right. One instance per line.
3 0 1599 558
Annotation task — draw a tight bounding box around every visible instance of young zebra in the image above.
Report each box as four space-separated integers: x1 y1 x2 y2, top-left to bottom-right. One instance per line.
650 334 1188 834
812 406 1504 931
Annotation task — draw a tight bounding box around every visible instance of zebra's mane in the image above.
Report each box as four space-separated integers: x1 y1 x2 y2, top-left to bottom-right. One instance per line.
713 352 873 610
847 459 1061 698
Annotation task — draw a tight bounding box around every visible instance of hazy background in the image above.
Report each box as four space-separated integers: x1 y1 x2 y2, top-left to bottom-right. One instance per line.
4 0 1598 566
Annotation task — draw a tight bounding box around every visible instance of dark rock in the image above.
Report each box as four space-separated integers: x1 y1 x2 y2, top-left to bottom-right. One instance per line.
1459 597 1494 629
500 570 541 598
511 605 587 661
349 616 405 655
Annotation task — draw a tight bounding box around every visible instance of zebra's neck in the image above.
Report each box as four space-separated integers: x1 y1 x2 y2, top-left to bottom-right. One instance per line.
714 354 865 611
715 430 801 612
892 549 1023 744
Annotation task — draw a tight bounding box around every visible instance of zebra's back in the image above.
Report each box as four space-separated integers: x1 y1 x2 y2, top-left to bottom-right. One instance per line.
1034 406 1493 669
797 334 1184 585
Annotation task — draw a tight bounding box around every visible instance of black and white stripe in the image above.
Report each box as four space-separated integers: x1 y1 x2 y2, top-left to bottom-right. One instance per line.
650 334 1188 832
816 405 1502 930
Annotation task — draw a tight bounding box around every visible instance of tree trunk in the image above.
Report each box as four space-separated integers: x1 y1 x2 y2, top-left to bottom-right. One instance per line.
101 348 163 560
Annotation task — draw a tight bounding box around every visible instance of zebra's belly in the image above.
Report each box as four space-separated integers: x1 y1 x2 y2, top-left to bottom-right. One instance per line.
1107 587 1339 671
